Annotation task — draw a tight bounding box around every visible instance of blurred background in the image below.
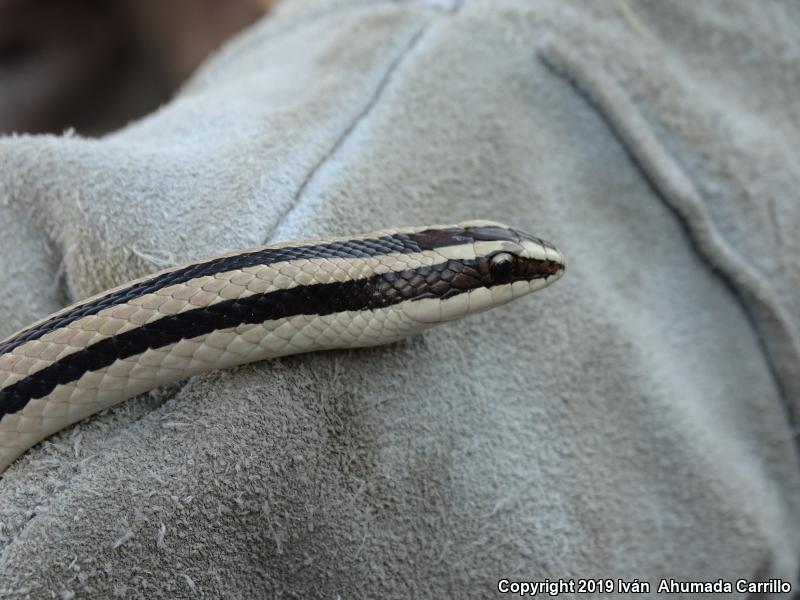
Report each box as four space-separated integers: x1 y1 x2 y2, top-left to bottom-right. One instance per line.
0 0 278 136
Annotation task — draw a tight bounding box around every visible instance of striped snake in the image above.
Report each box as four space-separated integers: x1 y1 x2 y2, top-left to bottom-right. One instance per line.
0 220 565 474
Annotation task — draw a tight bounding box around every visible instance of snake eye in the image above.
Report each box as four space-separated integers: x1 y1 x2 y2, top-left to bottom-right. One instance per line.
489 252 514 283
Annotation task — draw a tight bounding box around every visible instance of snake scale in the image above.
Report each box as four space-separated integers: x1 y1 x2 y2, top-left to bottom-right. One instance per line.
0 220 565 474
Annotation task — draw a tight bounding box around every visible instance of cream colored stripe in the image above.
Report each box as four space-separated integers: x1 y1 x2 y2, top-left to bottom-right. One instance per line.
0 303 423 467
0 246 471 388
0 224 454 339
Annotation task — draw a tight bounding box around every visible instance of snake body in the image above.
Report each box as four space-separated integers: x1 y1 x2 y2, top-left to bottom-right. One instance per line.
0 220 565 473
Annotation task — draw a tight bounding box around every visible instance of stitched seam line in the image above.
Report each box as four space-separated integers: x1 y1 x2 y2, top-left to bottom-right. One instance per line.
264 20 433 244
540 40 800 437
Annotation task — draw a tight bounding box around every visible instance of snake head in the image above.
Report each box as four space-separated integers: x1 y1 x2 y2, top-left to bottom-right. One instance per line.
400 220 566 324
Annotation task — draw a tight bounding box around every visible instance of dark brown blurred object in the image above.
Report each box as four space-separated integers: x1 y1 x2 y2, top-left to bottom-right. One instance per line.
0 0 276 136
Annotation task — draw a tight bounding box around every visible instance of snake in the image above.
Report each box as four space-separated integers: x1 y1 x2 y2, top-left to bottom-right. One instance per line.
0 220 565 474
